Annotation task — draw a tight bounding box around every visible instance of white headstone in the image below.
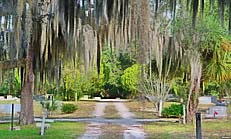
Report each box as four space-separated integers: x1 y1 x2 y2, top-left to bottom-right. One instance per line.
199 96 212 104
0 96 4 100
80 95 89 100
94 97 101 100
6 95 13 100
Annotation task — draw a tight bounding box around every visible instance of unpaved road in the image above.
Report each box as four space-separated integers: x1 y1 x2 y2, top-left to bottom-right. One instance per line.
78 102 146 139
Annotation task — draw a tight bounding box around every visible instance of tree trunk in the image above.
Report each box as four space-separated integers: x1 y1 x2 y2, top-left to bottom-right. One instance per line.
186 52 202 123
19 46 34 125
187 91 198 122
186 79 199 123
158 99 163 117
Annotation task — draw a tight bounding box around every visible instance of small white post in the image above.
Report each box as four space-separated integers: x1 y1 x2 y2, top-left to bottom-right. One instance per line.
41 109 47 136
181 99 186 124
158 99 163 117
75 92 78 103
183 104 186 124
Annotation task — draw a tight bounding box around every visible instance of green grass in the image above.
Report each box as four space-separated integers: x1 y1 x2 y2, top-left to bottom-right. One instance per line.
144 120 231 139
0 122 86 139
0 100 20 104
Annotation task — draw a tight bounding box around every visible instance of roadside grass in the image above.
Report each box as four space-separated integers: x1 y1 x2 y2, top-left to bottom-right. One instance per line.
0 100 95 118
0 100 20 104
125 101 179 119
144 120 231 139
125 101 156 119
0 122 86 139
51 101 96 118
103 104 120 119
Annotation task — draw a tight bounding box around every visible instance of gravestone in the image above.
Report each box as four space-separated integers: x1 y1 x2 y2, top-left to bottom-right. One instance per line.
80 95 89 100
216 100 228 106
205 106 227 118
211 96 217 103
6 95 13 100
34 95 46 102
199 96 212 104
0 96 4 100
5 96 19 101
166 94 179 102
94 97 101 100
0 104 21 113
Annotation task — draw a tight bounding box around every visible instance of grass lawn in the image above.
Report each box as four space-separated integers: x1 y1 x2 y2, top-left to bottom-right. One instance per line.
0 122 86 139
125 101 179 119
144 120 231 139
103 104 120 119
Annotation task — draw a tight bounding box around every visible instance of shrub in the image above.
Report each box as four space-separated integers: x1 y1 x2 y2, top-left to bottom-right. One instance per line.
61 104 77 113
121 64 141 97
162 104 183 118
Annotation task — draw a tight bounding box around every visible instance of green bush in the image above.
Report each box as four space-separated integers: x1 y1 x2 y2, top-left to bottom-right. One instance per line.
162 104 183 118
61 104 77 113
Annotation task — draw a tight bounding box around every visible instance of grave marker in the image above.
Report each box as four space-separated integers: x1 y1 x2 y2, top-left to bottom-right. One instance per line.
40 110 47 136
199 96 212 104
205 106 227 118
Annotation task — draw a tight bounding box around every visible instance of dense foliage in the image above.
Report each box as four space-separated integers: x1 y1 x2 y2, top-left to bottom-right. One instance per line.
0 70 21 97
162 104 183 118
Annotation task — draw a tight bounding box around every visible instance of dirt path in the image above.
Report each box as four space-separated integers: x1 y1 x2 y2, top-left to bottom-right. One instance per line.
78 102 146 139
78 122 103 139
113 102 135 119
93 103 108 117
78 103 108 139
114 102 146 139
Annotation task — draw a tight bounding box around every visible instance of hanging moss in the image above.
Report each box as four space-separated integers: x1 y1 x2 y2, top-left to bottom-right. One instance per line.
0 0 231 94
